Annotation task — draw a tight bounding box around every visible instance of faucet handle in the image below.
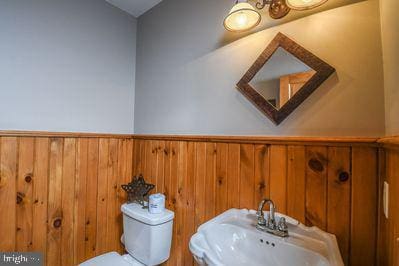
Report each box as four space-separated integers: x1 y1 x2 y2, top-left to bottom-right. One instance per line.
278 217 288 232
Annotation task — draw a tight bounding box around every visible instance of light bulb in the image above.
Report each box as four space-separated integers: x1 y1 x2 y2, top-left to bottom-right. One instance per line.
286 0 328 10
236 12 249 28
223 2 261 32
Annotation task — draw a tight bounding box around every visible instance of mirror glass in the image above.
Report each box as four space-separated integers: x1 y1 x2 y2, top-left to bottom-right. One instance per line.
249 47 316 109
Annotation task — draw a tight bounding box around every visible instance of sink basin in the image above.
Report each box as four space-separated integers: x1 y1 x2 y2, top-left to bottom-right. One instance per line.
189 209 343 266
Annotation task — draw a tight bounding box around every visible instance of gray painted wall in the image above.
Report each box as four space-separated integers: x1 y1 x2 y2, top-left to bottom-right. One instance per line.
380 0 399 136
135 0 385 136
0 0 137 133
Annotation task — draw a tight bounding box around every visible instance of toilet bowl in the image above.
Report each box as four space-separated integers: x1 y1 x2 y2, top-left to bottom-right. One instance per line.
80 203 174 266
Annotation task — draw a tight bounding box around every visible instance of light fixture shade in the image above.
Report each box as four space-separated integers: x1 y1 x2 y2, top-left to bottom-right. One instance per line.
223 2 261 32
286 0 328 10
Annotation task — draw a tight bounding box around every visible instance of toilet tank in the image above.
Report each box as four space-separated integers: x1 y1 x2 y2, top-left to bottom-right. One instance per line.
121 203 174 266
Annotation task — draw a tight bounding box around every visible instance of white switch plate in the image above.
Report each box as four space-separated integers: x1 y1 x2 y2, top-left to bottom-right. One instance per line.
383 181 389 219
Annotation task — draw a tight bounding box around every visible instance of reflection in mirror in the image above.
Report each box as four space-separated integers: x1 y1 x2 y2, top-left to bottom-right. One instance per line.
249 47 316 109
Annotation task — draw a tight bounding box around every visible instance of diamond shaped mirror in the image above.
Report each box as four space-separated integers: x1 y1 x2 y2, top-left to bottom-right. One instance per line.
237 33 335 125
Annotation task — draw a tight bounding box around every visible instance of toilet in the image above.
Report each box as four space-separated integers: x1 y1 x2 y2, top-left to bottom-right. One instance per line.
80 202 174 266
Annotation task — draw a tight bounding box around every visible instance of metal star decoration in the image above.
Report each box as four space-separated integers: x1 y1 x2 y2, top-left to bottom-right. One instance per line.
121 174 155 207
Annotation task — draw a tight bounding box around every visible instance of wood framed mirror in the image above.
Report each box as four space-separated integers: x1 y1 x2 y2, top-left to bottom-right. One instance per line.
237 32 335 125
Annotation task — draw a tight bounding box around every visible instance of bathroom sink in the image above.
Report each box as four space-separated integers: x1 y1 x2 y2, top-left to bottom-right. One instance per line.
189 209 343 266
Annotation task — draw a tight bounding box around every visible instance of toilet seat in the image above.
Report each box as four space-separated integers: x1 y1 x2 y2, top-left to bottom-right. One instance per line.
80 252 145 266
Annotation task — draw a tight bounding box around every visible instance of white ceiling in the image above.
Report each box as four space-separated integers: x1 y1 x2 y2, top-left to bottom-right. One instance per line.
105 0 163 17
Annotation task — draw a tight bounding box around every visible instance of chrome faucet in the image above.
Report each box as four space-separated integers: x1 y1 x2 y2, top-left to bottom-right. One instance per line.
256 199 275 227
256 199 288 237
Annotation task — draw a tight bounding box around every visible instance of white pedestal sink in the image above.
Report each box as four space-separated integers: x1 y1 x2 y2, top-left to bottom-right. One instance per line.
189 209 344 266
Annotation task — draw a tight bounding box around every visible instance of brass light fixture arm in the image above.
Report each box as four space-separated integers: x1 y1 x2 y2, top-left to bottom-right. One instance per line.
255 0 273 9
255 0 291 19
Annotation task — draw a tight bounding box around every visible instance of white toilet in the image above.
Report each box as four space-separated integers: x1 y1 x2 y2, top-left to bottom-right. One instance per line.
80 203 174 266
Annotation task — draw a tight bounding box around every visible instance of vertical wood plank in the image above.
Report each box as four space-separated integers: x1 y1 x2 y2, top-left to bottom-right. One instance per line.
386 149 394 266
351 147 378 266
118 138 133 207
125 139 134 185
0 137 18 251
194 142 206 228
119 139 133 198
384 149 399 266
166 141 179 266
287 145 306 223
239 144 255 209
269 145 287 214
163 141 172 212
393 150 399 266
139 140 146 177
132 139 141 175
305 146 328 229
150 140 158 187
215 143 228 215
144 140 156 185
116 139 127 255
377 148 387 266
175 141 187 265
327 147 351 265
61 138 76 266
85 138 99 258
205 143 216 221
74 138 88 264
16 137 35 251
227 144 240 209
133 139 146 177
32 138 49 259
143 140 151 181
392 150 399 266
47 138 64 266
254 145 269 209
162 141 172 266
106 139 120 252
155 141 166 193
184 141 196 266
96 139 109 255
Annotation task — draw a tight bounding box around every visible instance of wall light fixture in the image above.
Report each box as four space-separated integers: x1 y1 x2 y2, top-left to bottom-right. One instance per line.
224 0 328 32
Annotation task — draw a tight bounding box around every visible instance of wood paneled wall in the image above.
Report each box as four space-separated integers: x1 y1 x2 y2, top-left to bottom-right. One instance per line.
378 137 399 266
0 136 133 265
0 132 384 266
131 136 379 266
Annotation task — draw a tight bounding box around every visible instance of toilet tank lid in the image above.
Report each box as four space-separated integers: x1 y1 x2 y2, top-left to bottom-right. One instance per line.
121 203 174 225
